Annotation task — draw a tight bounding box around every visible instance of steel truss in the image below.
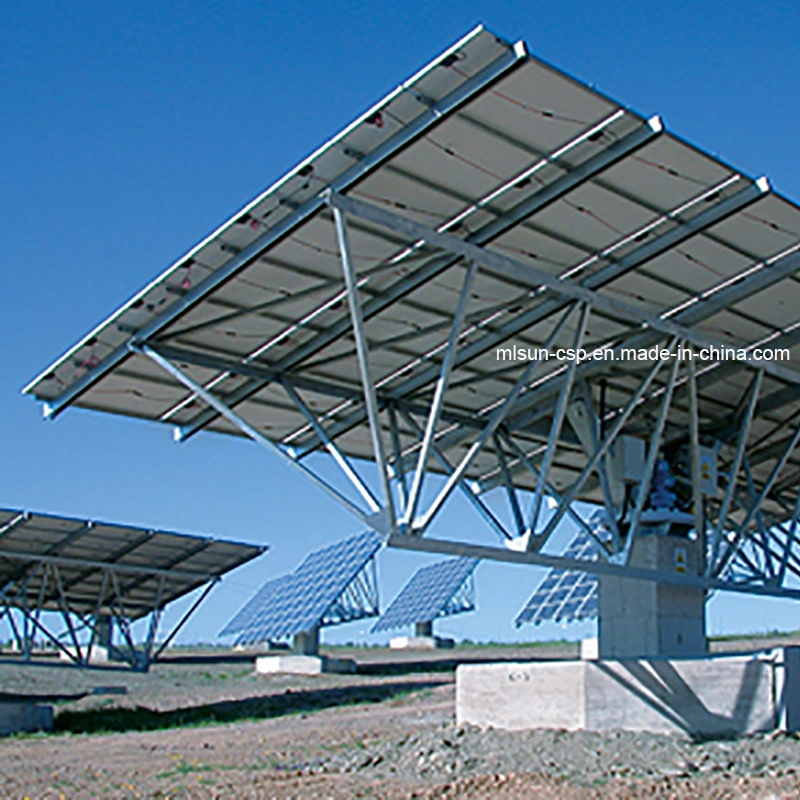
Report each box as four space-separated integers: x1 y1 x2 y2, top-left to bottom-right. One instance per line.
440 572 476 619
32 39 800 605
0 553 217 671
322 557 380 627
126 177 800 604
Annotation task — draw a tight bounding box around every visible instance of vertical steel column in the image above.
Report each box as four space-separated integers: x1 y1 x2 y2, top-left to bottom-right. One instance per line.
527 303 589 543
687 356 705 572
707 370 762 575
623 351 681 560
403 262 477 529
333 206 397 534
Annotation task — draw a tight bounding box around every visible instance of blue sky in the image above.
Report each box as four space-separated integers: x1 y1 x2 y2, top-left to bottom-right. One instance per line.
2 1 799 646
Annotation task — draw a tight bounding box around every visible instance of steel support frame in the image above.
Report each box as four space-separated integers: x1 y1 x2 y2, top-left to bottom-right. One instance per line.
39 30 529 422
125 191 800 601
33 67 800 603
298 175 767 460
136 343 393 534
176 115 664 450
0 555 220 670
323 557 380 625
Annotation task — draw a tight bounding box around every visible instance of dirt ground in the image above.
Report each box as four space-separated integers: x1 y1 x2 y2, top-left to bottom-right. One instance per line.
0 641 799 798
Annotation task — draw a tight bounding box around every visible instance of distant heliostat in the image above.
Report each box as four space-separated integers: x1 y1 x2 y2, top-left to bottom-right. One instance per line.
225 531 381 645
372 557 478 633
515 533 598 627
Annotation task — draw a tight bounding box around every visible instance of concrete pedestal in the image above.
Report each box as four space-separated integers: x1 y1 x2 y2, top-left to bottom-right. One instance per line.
0 703 53 736
389 635 455 650
457 647 800 738
292 627 320 656
58 645 111 664
599 534 707 658
580 637 599 660
254 655 356 675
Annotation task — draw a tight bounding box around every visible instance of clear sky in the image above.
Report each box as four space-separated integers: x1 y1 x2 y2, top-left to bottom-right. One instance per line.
2 0 799 646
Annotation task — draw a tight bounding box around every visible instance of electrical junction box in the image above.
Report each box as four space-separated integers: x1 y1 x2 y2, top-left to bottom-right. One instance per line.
613 435 646 484
697 445 719 496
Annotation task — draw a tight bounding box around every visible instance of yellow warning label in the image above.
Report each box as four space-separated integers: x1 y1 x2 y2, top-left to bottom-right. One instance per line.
674 546 687 574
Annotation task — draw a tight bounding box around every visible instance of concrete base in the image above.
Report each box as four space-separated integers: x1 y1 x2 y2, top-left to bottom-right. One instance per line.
457 647 800 738
0 702 53 736
58 645 111 664
580 637 599 660
389 635 455 650
254 655 356 675
599 534 707 658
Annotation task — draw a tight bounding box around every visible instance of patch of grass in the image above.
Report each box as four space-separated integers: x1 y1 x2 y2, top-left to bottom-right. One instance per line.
156 757 214 779
52 680 442 735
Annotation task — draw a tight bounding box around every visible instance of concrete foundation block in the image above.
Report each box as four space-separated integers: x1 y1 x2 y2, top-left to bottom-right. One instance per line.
599 535 707 659
389 635 454 650
254 655 356 675
580 637 599 660
0 702 53 736
58 645 111 664
457 648 799 738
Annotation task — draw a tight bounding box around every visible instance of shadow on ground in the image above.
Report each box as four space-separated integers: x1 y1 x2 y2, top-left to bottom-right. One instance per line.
53 679 444 734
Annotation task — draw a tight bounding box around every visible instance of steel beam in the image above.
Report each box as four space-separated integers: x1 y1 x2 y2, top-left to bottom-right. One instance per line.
411 304 576 534
527 303 588 541
177 118 662 445
328 192 800 387
404 263 476 527
387 533 800 600
282 383 381 513
137 343 388 532
303 175 768 456
36 31 528 420
334 206 397 532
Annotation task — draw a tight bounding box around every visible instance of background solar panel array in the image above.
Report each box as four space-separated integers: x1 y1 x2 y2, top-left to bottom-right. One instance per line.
372 557 479 633
515 533 598 627
0 507 264 619
218 574 290 637
229 531 381 644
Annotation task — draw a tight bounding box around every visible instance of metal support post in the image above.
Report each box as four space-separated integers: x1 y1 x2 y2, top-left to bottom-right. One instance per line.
527 302 589 543
404 262 476 528
333 205 397 535
707 370 763 575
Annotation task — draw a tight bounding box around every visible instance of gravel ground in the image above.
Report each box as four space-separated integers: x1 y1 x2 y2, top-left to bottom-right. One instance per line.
1 642 799 798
